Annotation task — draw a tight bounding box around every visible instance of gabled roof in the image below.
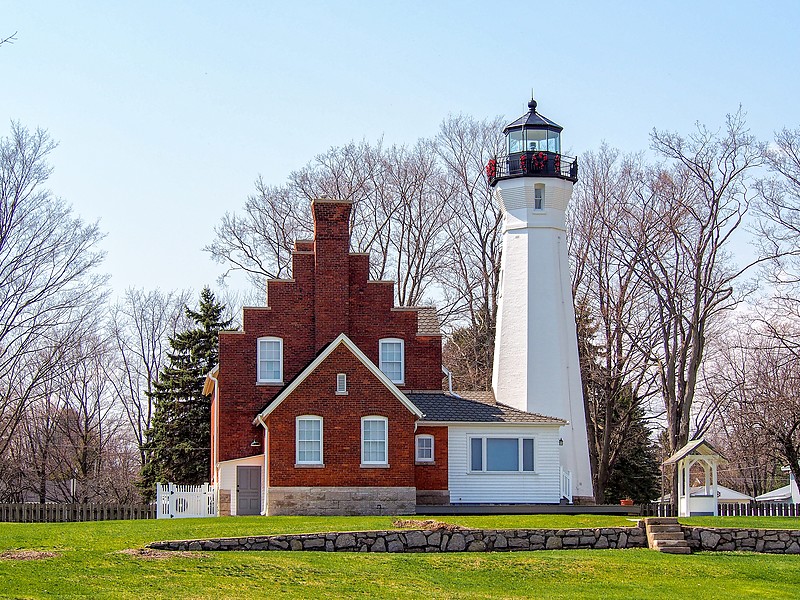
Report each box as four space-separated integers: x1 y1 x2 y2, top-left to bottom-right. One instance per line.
407 392 565 425
663 438 726 465
253 333 424 424
755 485 793 503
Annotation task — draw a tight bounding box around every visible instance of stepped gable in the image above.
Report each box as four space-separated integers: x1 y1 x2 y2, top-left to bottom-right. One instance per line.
215 198 443 463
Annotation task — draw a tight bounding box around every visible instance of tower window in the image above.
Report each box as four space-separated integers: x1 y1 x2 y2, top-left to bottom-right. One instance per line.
534 186 544 211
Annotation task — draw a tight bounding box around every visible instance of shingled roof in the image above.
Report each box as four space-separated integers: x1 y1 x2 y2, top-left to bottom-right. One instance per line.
415 306 440 336
406 392 565 425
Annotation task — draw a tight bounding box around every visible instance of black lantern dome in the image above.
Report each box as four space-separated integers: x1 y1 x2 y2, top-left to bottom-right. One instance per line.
487 99 577 185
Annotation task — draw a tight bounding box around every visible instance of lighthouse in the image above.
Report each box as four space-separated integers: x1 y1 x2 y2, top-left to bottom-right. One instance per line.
489 98 593 502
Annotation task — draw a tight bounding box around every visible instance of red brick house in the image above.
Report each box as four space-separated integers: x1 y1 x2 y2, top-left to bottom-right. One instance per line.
205 198 568 516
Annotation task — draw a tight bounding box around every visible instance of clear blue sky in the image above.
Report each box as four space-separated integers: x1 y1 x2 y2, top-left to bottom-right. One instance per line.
2 1 798 299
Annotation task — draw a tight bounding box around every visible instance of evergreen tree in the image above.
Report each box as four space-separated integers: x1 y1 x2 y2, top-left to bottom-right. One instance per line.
138 288 232 501
602 409 661 504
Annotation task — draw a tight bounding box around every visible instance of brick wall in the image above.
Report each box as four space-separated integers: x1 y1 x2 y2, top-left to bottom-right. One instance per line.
414 425 448 491
264 344 417 488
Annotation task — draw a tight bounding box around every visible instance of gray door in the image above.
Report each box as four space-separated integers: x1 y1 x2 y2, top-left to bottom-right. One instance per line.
236 466 261 515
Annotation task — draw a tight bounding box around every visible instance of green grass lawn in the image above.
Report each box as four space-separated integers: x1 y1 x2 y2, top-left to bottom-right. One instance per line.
0 515 798 599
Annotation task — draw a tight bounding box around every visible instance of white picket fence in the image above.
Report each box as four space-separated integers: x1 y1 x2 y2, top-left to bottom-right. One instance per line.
560 468 573 503
156 483 216 519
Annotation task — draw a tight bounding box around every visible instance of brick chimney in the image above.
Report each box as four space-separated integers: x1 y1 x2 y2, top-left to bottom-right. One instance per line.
311 198 352 351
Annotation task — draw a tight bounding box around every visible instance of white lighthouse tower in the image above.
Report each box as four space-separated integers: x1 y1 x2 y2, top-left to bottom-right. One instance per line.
489 98 593 502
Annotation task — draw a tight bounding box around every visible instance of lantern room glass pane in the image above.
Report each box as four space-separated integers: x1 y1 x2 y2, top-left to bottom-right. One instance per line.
524 129 547 152
508 130 523 154
547 131 561 153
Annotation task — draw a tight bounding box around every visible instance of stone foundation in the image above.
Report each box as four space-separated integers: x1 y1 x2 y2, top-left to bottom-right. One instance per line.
149 525 647 552
683 526 800 553
416 490 450 506
266 486 416 516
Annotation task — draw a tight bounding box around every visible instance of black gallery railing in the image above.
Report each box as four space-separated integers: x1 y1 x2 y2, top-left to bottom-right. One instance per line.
487 152 578 184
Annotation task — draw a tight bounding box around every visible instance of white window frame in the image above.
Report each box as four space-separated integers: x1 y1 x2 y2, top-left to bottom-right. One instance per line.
534 185 544 211
467 435 535 473
295 415 323 465
336 373 347 395
415 434 434 463
257 336 283 384
379 338 404 384
361 416 388 466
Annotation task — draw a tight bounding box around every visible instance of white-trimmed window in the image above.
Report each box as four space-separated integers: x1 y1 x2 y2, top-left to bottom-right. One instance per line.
534 185 544 210
361 416 388 465
469 436 535 472
336 373 347 395
379 338 404 384
257 337 283 383
296 415 323 465
415 434 434 462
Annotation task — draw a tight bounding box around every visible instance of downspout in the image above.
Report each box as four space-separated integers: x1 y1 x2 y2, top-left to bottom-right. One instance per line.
256 414 268 515
441 365 455 395
208 369 220 516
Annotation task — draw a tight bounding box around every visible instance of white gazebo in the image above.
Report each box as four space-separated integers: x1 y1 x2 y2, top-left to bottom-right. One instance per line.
664 438 726 517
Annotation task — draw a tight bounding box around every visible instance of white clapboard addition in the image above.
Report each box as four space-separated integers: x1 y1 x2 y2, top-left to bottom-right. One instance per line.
156 483 215 519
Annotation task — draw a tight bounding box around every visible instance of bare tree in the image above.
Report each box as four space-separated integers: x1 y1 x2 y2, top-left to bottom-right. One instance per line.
755 126 800 313
107 288 190 466
436 115 505 389
208 137 457 309
0 123 106 459
623 111 765 509
706 319 800 492
0 32 16 47
568 146 660 501
206 181 311 289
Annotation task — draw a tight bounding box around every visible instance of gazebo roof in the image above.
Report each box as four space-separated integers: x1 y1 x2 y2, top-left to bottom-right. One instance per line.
663 438 726 465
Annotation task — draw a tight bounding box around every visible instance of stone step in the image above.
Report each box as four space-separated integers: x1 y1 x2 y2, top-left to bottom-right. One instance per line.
649 532 685 541
644 518 679 526
657 546 692 555
653 539 690 549
647 525 682 534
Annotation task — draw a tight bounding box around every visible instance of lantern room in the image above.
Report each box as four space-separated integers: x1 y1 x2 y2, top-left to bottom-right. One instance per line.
487 98 578 185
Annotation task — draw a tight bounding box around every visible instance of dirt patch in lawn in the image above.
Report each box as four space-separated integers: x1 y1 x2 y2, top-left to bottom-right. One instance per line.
392 519 466 532
0 550 59 561
118 548 207 560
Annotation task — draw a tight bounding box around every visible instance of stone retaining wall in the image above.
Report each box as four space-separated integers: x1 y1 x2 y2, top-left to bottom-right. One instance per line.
683 526 800 554
149 526 647 553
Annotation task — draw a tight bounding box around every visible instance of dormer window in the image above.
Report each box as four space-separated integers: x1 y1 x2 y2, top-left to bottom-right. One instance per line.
379 338 404 384
257 337 283 383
